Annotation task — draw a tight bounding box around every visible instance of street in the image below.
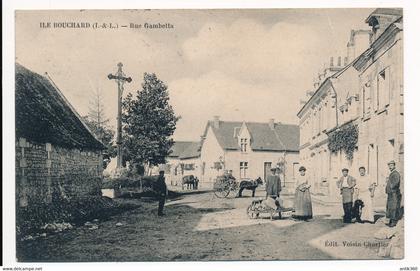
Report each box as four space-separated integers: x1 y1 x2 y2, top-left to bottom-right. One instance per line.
18 188 389 262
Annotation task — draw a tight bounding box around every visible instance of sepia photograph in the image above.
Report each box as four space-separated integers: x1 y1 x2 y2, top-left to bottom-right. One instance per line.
4 3 417 268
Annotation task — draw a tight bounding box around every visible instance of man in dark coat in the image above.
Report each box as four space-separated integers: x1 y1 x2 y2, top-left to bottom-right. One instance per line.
154 169 168 216
266 167 282 218
386 160 402 227
336 168 357 223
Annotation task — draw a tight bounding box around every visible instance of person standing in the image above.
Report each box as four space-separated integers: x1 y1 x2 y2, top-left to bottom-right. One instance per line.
336 168 357 223
266 167 282 219
293 166 313 221
386 160 402 227
356 166 376 223
155 169 168 217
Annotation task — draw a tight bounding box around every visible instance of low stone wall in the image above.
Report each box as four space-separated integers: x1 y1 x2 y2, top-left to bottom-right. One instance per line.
16 137 103 206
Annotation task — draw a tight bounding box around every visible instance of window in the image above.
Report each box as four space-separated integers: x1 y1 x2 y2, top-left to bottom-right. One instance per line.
362 84 372 117
240 162 248 178
201 162 205 175
362 83 370 117
240 138 248 152
377 68 390 110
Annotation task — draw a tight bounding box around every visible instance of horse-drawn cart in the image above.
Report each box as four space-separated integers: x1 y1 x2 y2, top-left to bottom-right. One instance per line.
213 175 263 198
213 176 238 198
246 198 294 220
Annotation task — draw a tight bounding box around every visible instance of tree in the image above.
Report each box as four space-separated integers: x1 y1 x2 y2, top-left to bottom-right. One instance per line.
83 88 117 169
122 73 180 175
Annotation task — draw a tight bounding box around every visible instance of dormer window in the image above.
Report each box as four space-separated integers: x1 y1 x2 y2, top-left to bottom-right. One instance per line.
240 138 248 152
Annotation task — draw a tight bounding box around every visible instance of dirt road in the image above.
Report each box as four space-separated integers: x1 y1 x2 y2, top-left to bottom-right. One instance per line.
18 188 389 261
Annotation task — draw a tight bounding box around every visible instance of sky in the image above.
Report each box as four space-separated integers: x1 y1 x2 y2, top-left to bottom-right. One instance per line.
15 8 374 141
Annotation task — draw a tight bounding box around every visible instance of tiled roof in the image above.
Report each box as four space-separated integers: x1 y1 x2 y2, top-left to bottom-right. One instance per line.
15 63 104 150
179 142 201 159
207 121 299 152
169 141 194 157
274 124 300 152
169 141 201 159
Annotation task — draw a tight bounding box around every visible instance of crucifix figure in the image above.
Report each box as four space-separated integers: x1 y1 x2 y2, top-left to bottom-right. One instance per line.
108 62 132 171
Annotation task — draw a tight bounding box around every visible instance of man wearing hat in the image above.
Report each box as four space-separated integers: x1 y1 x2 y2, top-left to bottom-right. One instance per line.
386 160 402 227
154 166 168 216
266 167 282 219
336 168 357 223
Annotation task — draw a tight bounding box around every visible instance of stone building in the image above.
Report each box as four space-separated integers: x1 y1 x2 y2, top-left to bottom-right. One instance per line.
198 117 300 192
297 8 403 205
353 8 404 205
298 55 360 199
166 141 201 185
15 63 105 207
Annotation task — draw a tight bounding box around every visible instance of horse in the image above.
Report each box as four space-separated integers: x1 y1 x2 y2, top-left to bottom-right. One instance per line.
182 175 198 190
237 177 263 197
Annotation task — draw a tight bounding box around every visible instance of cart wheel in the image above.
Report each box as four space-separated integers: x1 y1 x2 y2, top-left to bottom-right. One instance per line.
247 206 259 219
214 187 230 198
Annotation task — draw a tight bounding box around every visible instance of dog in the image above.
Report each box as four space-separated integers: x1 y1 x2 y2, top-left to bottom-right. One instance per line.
352 199 364 223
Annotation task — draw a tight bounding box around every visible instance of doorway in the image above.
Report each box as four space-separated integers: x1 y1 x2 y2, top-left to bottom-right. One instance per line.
264 162 272 182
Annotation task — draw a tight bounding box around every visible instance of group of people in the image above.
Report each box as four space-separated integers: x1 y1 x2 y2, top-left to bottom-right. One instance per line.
265 160 402 227
155 160 402 227
336 160 402 227
265 166 313 221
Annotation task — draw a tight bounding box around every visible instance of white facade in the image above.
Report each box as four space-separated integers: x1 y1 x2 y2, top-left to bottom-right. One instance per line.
354 18 404 206
298 9 403 206
199 119 300 193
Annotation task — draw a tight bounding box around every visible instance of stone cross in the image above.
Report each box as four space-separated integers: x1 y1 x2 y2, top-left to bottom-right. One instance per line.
108 63 132 170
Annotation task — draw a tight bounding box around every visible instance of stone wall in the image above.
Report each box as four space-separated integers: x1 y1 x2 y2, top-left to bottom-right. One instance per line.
16 137 103 207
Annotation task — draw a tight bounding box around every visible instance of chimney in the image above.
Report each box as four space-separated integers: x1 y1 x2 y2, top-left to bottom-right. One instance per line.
313 81 319 89
337 56 342 66
269 118 275 130
366 9 401 42
213 116 220 129
346 29 372 62
330 57 334 67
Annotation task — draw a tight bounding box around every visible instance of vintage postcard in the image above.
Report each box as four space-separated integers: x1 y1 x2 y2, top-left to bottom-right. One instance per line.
13 8 404 262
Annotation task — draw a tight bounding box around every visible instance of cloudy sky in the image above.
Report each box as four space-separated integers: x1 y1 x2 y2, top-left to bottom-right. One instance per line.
16 9 373 141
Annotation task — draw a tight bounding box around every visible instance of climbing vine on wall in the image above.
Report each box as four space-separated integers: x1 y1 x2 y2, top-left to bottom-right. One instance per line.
327 124 358 160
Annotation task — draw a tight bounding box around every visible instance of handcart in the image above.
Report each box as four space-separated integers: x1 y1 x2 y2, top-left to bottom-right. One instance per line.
246 197 294 220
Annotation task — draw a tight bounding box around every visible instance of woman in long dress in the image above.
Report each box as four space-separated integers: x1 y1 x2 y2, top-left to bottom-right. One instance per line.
293 166 313 221
356 166 376 223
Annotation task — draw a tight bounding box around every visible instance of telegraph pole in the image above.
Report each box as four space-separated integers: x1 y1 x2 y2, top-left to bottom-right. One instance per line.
108 63 132 171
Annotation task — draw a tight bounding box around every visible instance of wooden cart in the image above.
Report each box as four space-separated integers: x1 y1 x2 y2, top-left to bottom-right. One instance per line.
246 198 294 220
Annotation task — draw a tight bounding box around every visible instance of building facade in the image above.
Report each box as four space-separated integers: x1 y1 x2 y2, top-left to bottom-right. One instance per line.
297 8 403 206
198 117 300 192
166 141 201 185
354 9 404 205
15 63 105 207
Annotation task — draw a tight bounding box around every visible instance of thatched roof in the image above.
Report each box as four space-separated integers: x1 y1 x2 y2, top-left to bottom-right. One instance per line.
15 63 104 150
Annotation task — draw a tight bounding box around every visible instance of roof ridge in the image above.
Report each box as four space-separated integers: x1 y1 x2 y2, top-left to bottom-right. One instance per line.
44 72 104 146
